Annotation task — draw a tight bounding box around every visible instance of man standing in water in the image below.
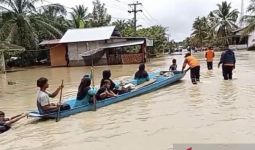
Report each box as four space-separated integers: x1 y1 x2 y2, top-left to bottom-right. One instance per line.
205 47 215 70
182 53 200 84
218 45 236 80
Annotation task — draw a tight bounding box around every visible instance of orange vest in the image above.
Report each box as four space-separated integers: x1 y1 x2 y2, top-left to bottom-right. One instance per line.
205 49 214 62
186 56 200 68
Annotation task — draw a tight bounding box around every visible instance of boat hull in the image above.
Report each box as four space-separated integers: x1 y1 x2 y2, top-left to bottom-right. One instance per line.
28 71 185 119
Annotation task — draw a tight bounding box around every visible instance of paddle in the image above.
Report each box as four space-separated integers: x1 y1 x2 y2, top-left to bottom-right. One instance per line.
56 80 64 122
87 42 97 111
91 67 97 111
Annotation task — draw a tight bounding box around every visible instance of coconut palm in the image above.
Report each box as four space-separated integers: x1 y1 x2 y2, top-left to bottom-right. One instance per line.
0 0 64 49
70 5 90 28
37 3 69 39
209 1 239 44
191 17 208 47
242 0 255 34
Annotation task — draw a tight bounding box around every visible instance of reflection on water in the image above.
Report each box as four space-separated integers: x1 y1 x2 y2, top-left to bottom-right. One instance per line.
1 51 255 150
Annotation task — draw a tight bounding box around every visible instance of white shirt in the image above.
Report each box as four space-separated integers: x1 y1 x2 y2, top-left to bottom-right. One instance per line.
37 90 50 107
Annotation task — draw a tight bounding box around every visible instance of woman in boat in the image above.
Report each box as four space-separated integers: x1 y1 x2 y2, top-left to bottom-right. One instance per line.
96 80 117 100
0 111 27 134
36 77 70 114
76 76 96 105
134 63 149 84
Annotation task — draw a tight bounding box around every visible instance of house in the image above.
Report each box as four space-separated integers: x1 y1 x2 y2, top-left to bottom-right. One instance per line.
228 27 255 50
40 26 152 67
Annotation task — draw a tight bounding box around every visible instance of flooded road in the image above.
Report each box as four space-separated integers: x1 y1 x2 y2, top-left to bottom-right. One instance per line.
1 50 255 150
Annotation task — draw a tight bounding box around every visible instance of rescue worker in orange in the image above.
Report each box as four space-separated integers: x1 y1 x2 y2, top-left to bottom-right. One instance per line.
205 47 215 70
182 53 200 84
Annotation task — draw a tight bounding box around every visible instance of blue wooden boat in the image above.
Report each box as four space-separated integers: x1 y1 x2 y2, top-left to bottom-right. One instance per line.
28 70 186 119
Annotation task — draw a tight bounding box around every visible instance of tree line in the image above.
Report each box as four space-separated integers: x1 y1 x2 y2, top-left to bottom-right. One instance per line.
185 0 255 49
0 0 169 56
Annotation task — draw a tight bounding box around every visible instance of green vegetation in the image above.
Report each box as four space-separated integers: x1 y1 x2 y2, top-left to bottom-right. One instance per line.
112 20 170 54
242 0 255 35
188 1 239 48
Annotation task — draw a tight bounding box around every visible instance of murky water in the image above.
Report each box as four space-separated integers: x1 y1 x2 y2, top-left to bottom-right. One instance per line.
1 51 255 150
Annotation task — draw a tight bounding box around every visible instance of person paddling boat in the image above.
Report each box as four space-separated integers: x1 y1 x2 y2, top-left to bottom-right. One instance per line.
36 77 70 114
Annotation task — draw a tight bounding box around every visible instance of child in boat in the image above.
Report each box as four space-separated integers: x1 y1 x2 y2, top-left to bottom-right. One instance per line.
169 59 177 71
0 111 27 134
96 80 117 100
36 77 70 114
134 64 149 84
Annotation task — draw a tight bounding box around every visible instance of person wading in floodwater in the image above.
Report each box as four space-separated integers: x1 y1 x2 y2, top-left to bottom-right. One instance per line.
205 47 215 70
218 45 236 80
0 111 27 134
182 53 200 84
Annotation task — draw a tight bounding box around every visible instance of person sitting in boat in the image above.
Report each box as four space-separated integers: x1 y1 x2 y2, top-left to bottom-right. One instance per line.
76 76 96 105
96 80 117 100
36 77 70 114
134 63 149 85
0 111 27 134
100 70 117 91
169 59 177 71
100 70 129 94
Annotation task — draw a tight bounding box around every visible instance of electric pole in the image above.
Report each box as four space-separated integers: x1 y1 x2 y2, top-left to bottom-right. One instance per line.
128 1 142 34
240 0 244 28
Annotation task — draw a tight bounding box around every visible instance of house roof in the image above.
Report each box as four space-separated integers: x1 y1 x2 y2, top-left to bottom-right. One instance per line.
60 26 116 43
81 40 145 56
40 39 60 45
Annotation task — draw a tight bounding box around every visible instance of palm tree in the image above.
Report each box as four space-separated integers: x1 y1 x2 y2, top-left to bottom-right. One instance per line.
242 0 255 34
191 17 208 47
209 1 239 44
112 20 128 32
70 5 89 28
0 0 64 50
37 4 69 40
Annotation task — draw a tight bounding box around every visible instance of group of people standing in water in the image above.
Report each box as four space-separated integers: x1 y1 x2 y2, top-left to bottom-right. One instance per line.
179 44 236 84
0 45 236 134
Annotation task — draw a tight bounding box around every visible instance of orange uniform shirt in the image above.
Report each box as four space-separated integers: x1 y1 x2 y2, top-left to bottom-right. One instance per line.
205 49 215 62
184 56 200 68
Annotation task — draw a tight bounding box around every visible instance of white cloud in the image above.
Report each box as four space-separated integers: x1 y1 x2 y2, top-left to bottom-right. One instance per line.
45 0 246 41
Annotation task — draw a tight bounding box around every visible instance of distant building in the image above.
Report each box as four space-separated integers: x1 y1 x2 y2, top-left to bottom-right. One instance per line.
229 28 248 50
229 27 255 50
40 26 153 67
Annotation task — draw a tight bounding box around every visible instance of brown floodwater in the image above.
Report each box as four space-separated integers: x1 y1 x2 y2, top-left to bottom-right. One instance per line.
1 51 255 150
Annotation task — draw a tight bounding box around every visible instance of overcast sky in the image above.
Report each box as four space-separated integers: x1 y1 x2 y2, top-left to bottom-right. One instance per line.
43 0 247 41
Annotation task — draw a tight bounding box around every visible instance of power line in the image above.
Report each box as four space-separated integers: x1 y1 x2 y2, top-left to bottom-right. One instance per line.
128 1 143 33
141 12 155 25
141 5 161 25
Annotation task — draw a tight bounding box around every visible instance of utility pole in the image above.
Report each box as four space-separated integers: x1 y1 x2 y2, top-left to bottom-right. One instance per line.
128 1 142 34
240 0 245 28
